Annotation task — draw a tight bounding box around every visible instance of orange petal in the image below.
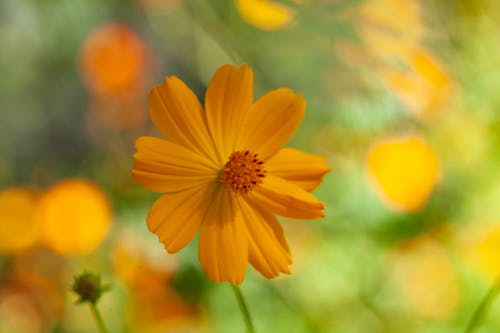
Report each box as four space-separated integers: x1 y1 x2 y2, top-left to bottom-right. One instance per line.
238 88 305 161
266 147 331 191
205 64 254 163
249 174 325 219
238 197 292 278
148 76 218 164
198 185 248 284
147 184 215 253
132 136 217 193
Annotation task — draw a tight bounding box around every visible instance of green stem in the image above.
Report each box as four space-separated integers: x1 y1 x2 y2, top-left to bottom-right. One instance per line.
90 303 109 333
231 284 256 333
464 281 500 333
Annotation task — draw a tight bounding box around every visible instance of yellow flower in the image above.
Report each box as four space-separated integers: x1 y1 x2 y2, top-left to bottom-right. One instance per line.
133 64 330 284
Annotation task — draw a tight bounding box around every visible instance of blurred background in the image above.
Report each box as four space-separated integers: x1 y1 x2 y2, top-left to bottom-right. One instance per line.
2 0 500 332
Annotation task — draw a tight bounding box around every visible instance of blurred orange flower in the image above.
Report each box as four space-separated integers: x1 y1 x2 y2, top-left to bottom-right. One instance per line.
79 22 148 98
0 188 39 254
113 231 177 293
235 0 295 31
365 135 441 212
390 236 461 319
113 231 200 332
36 179 112 256
79 22 151 129
133 64 330 284
0 272 63 333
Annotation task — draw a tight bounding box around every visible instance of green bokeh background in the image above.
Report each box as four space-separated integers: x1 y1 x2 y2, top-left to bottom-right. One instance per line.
2 0 500 332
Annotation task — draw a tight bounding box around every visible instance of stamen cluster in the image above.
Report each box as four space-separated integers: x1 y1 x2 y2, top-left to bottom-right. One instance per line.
222 150 265 194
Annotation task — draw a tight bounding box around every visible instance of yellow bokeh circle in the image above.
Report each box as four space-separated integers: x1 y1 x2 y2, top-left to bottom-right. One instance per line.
235 0 294 31
0 188 39 254
366 135 441 212
36 179 112 256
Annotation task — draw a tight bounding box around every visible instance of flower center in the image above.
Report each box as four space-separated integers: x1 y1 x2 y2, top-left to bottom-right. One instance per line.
221 150 265 194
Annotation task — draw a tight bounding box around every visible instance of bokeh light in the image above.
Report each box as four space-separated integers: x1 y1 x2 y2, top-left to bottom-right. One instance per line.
3 0 500 332
380 49 453 117
460 222 500 281
235 0 295 31
366 135 441 212
36 179 112 256
390 235 460 320
79 22 148 98
0 188 39 254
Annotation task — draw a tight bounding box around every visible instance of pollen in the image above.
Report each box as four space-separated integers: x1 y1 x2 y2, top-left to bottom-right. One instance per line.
221 150 266 194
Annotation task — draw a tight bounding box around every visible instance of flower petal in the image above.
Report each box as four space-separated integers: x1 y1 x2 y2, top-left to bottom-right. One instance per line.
266 148 331 191
198 185 248 284
238 197 292 278
132 136 217 193
238 88 306 160
148 75 218 164
205 64 254 163
147 183 215 253
249 174 325 219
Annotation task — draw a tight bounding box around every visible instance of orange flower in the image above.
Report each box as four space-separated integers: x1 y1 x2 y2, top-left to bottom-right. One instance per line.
133 64 330 284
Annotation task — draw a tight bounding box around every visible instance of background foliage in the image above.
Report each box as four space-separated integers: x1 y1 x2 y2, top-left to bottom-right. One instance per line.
2 0 500 332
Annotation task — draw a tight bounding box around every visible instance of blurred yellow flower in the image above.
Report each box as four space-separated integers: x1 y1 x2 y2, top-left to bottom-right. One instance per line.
357 0 422 60
460 222 500 281
36 179 112 256
380 49 453 117
0 188 39 254
390 236 461 319
235 0 294 31
133 64 330 284
366 135 440 212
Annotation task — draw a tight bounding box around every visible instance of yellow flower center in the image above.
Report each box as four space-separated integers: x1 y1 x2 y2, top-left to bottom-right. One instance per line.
221 150 265 194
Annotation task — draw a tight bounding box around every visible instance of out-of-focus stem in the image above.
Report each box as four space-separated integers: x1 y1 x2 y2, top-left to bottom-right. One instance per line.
232 284 256 333
464 281 500 333
90 303 109 333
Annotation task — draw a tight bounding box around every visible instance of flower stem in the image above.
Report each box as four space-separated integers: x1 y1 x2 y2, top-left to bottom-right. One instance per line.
464 281 500 333
231 284 255 333
90 303 109 333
